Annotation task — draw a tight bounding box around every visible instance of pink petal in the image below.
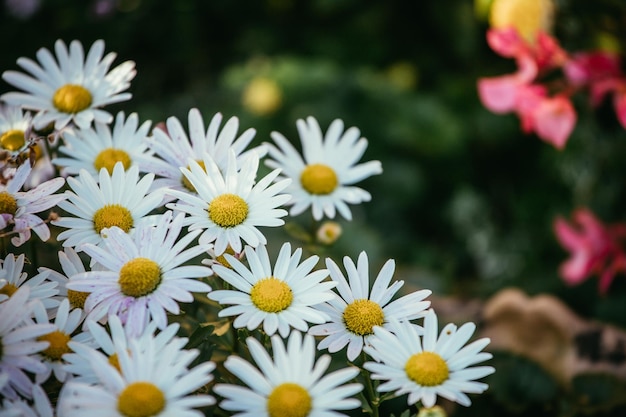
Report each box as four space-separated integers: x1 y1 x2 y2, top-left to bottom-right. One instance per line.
532 96 576 149
477 75 520 113
486 27 526 58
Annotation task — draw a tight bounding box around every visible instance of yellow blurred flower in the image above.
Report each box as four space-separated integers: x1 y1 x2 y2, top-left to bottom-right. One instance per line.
242 77 282 116
489 0 554 42
418 405 447 417
386 61 418 91
316 221 342 245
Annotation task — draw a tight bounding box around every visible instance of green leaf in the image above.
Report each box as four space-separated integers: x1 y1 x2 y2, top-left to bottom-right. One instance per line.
487 350 560 414
571 372 626 414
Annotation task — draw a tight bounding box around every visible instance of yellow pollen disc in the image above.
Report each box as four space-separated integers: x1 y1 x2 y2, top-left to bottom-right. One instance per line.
250 277 293 313
0 282 18 297
38 330 72 361
93 204 134 234
215 246 236 269
118 258 162 298
343 299 384 336
182 160 206 192
0 129 26 151
94 148 132 175
267 382 312 417
117 381 166 417
300 164 338 195
208 193 249 228
52 84 93 113
67 289 89 309
0 192 18 216
405 351 450 387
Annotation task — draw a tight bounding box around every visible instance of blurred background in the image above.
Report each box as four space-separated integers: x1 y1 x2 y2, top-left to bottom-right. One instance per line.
3 0 626 415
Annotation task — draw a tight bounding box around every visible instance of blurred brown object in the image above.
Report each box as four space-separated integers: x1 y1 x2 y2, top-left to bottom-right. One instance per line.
452 287 626 385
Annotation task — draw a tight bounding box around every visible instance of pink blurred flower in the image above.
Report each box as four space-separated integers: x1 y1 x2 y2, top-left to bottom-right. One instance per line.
554 208 626 294
478 27 576 148
564 51 626 129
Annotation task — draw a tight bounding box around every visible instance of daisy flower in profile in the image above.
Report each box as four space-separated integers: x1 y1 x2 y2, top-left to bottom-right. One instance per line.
167 150 291 255
1 39 135 131
214 331 363 417
309 251 432 361
40 247 91 311
64 314 187 384
57 332 215 417
0 253 59 311
0 160 66 246
67 210 213 336
0 286 55 399
53 111 153 177
209 242 336 337
0 104 34 161
146 108 266 194
364 310 495 408
52 162 163 250
265 116 382 221
31 299 90 384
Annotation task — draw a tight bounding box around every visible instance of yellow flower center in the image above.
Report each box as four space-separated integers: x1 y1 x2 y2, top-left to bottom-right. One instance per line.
67 289 89 309
300 164 338 195
182 160 206 192
250 277 293 313
52 84 93 113
489 0 554 42
0 129 26 151
267 382 312 417
343 299 384 336
0 192 18 216
94 148 132 175
405 351 450 387
208 193 249 228
118 258 161 298
93 204 134 234
38 330 72 361
117 381 166 417
0 282 18 297
215 246 237 269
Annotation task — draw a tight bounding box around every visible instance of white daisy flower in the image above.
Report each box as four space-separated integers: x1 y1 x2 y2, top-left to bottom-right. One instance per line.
40 247 92 312
214 330 363 417
57 331 215 417
265 116 382 221
0 286 55 399
1 39 136 131
167 150 291 256
309 251 432 362
0 160 66 246
363 310 495 408
64 314 188 384
209 242 336 337
52 162 164 250
53 111 153 177
67 210 213 336
0 384 54 417
145 108 266 195
0 253 59 311
31 298 90 384
0 104 34 161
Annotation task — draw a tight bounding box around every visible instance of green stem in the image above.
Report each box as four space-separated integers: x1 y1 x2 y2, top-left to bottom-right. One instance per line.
360 351 380 417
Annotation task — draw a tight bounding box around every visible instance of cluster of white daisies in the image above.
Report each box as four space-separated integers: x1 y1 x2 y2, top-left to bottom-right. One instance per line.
0 39 494 417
